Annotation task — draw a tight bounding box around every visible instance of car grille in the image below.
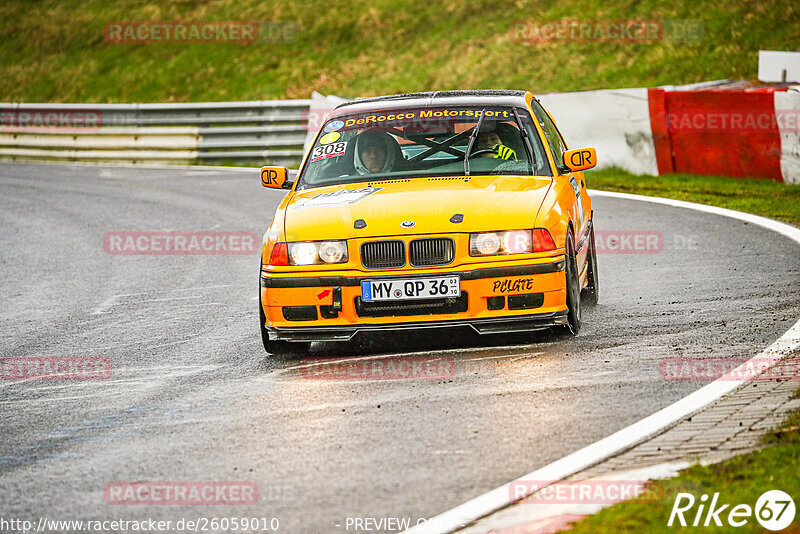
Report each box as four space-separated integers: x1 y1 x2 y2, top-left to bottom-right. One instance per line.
355 293 469 317
361 240 405 269
409 238 455 267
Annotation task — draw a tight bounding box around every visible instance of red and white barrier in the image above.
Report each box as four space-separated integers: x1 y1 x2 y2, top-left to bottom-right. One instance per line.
776 89 800 184
545 84 799 184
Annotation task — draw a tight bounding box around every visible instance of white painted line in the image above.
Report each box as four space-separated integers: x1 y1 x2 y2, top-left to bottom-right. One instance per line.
458 461 690 534
588 190 800 243
404 190 800 534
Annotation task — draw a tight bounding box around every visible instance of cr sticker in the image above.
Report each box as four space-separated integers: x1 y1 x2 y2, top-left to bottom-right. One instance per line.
323 120 344 133
319 131 341 145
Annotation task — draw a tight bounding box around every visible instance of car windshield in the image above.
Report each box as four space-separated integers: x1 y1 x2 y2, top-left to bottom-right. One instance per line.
296 105 552 189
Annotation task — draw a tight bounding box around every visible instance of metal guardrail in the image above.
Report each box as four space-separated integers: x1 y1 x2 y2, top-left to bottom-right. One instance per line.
0 100 313 167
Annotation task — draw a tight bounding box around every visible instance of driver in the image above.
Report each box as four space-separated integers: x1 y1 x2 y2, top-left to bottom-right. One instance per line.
354 131 397 174
477 130 517 161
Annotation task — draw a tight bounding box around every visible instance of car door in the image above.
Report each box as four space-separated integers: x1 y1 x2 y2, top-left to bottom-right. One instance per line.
530 100 590 262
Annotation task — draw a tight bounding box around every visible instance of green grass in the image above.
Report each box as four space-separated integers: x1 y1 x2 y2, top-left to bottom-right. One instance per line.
567 388 800 533
0 0 798 103
588 168 800 225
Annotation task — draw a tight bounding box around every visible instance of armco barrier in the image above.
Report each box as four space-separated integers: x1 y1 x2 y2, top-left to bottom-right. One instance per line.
1 87 798 183
0 100 312 167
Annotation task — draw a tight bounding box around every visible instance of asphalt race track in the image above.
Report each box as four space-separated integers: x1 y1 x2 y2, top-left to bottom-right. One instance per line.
1 162 799 533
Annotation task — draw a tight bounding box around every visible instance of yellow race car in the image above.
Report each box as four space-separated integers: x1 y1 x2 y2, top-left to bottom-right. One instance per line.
259 90 598 355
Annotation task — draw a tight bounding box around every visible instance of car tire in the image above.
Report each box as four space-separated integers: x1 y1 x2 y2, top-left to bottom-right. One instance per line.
259 287 311 357
564 231 582 334
582 223 599 306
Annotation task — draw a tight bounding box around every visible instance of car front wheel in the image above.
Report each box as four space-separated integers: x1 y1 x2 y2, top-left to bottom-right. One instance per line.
259 291 310 357
582 223 599 306
564 231 582 334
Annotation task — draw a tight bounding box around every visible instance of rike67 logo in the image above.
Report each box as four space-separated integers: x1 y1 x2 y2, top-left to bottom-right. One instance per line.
668 490 795 531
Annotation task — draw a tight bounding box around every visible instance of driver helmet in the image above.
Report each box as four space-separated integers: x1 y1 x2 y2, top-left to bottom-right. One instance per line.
354 131 397 175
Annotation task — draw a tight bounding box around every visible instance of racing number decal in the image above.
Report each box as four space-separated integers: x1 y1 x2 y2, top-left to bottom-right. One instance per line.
310 141 347 162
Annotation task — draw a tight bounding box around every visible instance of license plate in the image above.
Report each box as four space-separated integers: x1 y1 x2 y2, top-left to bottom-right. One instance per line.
361 276 460 302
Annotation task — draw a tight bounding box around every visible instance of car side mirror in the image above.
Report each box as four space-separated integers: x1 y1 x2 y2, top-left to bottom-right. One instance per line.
260 166 293 189
563 148 597 172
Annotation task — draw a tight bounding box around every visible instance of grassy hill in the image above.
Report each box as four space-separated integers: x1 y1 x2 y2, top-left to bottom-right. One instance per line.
1 0 798 103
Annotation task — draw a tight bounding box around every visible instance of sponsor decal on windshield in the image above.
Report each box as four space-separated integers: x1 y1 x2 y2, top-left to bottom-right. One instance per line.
289 187 382 211
319 131 341 144
323 119 344 132
340 108 511 128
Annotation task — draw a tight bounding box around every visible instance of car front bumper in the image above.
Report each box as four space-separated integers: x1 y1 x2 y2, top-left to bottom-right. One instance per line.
260 257 568 342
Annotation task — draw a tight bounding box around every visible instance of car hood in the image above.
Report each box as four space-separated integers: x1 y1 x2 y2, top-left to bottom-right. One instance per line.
283 175 553 240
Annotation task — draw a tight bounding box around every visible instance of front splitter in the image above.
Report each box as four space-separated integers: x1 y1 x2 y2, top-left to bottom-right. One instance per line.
266 311 569 342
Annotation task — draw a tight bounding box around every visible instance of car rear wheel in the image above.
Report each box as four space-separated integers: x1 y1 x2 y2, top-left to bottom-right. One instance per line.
582 223 599 306
564 231 582 334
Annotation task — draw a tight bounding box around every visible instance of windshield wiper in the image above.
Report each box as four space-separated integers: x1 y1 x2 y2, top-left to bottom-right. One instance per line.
463 108 487 177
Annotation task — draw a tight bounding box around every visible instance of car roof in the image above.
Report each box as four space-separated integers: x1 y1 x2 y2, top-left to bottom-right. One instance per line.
330 90 532 116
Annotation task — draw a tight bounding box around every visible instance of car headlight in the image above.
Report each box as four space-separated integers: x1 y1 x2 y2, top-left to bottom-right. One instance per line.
469 229 555 256
318 241 348 263
472 232 502 255
285 240 349 265
290 242 318 265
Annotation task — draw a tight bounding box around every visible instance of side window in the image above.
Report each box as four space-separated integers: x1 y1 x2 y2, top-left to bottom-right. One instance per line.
531 100 569 174
517 111 552 176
